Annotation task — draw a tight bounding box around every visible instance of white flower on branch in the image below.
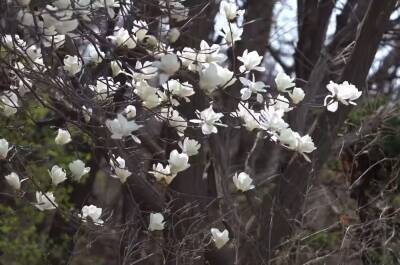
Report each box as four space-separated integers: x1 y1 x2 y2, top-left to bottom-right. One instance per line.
275 72 295 93
134 80 161 109
4 172 21 190
199 63 236 94
90 77 118 101
69 160 90 181
278 128 316 162
132 20 148 42
178 137 201 156
219 0 244 21
107 27 137 49
0 138 11 160
168 149 190 175
149 163 176 184
124 105 137 119
110 156 131 183
211 228 229 249
233 172 255 192
163 79 195 103
35 191 58 211
324 81 362 112
148 212 165 231
289 87 305 104
190 105 226 135
232 103 261 131
55 128 71 145
237 49 265 73
1 91 19 117
219 23 243 45
49 165 67 186
239 75 267 102
79 205 104 225
106 114 142 140
63 55 82 76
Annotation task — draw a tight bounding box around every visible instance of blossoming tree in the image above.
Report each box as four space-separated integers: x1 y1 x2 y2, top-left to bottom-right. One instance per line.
0 0 397 264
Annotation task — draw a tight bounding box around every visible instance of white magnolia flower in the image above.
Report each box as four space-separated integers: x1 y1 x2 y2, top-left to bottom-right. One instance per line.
134 80 161 108
49 165 67 186
190 106 225 135
272 95 292 112
133 61 158 80
124 105 137 119
219 23 243 44
163 79 194 103
69 160 90 181
178 137 201 156
260 106 288 133
199 40 227 65
0 138 11 160
79 205 103 225
4 172 21 190
106 114 142 139
177 47 198 71
168 149 190 174
232 103 261 131
1 91 19 117
82 43 104 65
168 28 181 43
160 108 188 136
232 172 255 192
237 50 265 73
275 72 295 93
239 75 267 102
108 27 137 49
154 53 180 76
289 87 305 104
55 128 71 145
148 212 165 231
110 60 123 77
63 55 82 76
42 26 65 48
35 191 58 211
110 156 131 183
149 163 176 184
132 20 148 41
324 81 362 112
278 128 316 161
219 0 244 20
199 63 236 94
82 106 92 123
90 77 117 100
211 228 229 249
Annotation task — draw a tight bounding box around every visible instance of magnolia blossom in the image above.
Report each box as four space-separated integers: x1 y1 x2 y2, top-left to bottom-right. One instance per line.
168 149 190 175
219 23 243 44
49 165 67 186
110 60 123 77
237 50 265 73
69 160 90 181
168 28 181 43
108 27 137 49
275 72 295 93
278 128 316 161
199 40 227 65
133 61 158 80
219 0 244 20
163 79 194 104
154 53 180 76
55 128 71 145
35 191 57 211
82 106 92 123
178 137 201 156
1 91 19 117
90 77 117 100
199 63 236 94
0 138 11 159
63 55 82 76
233 172 255 192
106 114 142 139
211 228 229 249
82 43 104 64
79 205 103 225
4 172 21 190
324 81 362 112
149 163 176 184
190 106 225 135
272 95 292 112
260 106 288 133
110 156 131 183
132 20 148 41
148 212 165 231
134 80 161 108
239 75 267 102
161 108 188 136
289 87 305 104
124 105 137 119
232 103 261 131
